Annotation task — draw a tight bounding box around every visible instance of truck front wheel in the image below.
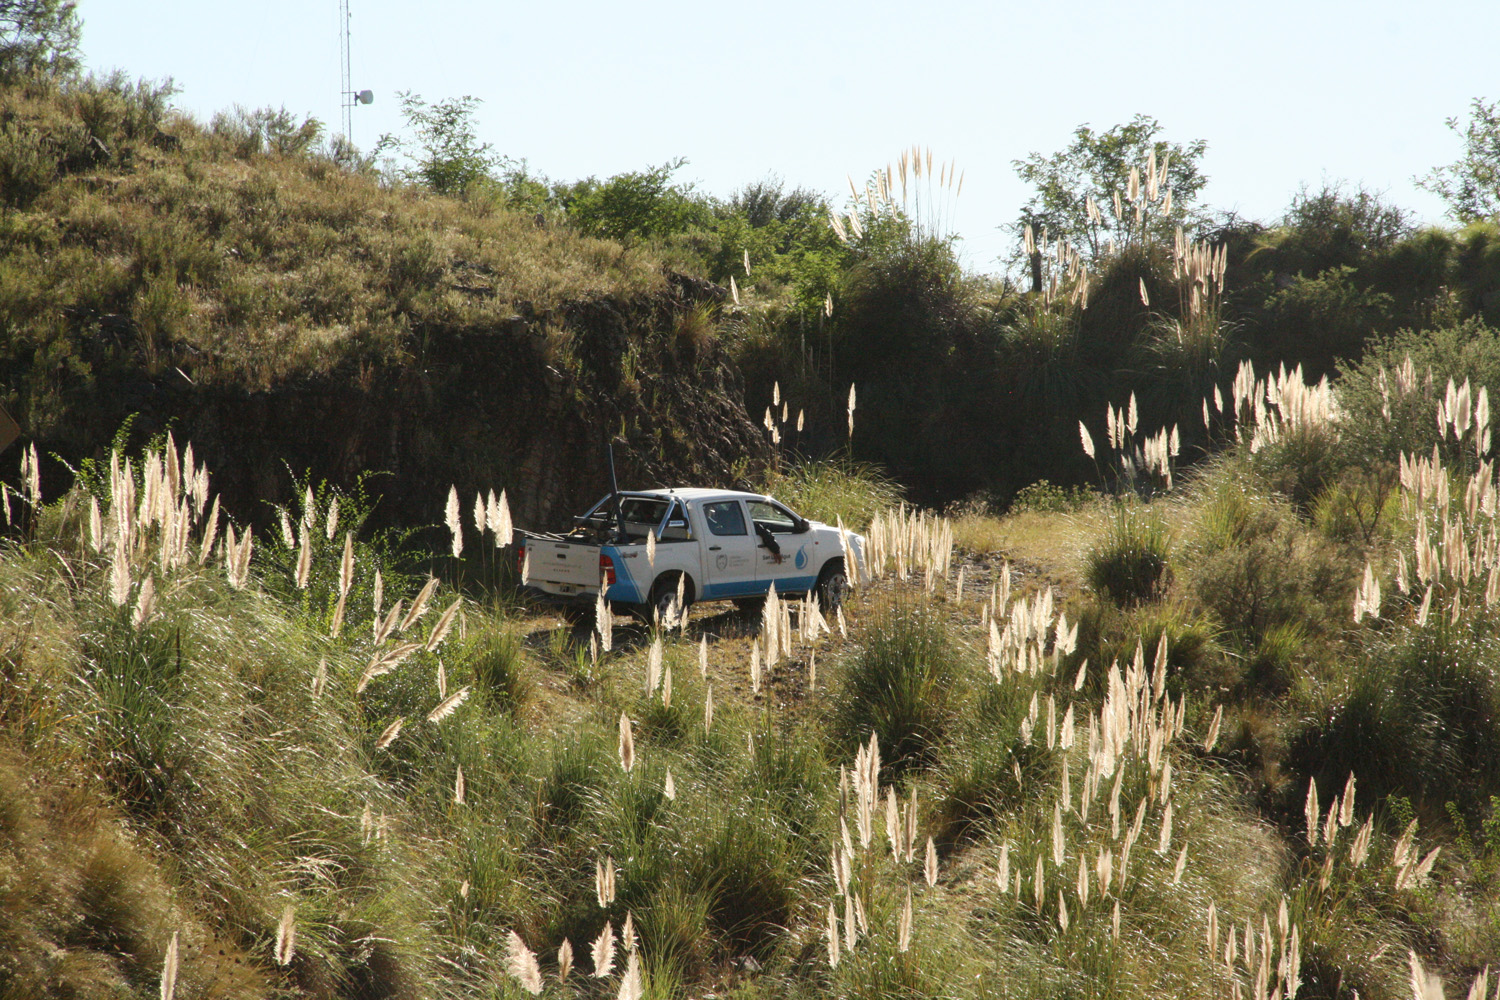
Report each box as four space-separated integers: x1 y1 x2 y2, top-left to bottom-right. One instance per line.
815 559 848 613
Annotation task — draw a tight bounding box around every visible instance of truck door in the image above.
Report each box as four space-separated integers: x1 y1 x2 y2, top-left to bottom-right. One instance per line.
748 499 819 593
696 499 761 598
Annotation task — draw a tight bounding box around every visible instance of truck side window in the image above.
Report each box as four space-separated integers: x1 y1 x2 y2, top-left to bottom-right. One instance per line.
747 500 797 533
703 501 747 536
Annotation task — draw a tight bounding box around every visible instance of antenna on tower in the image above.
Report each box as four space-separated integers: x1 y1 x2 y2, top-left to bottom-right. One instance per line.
339 0 373 144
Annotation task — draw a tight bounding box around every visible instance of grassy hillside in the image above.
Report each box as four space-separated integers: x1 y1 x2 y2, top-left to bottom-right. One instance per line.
0 71 767 531
3 344 1500 999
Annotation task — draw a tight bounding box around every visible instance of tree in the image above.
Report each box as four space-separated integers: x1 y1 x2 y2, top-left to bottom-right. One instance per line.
553 159 713 243
1010 115 1208 265
1419 98 1500 223
374 92 499 196
0 0 79 80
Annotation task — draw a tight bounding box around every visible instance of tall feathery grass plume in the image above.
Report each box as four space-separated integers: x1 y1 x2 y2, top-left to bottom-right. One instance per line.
445 485 462 558
275 905 296 966
505 931 543 995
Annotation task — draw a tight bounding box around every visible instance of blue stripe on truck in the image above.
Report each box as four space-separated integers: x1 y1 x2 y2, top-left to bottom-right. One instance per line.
701 575 817 600
600 545 645 603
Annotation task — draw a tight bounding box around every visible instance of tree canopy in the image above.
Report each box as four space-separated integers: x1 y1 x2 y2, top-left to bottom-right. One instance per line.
0 0 79 79
1011 115 1208 263
1419 98 1500 223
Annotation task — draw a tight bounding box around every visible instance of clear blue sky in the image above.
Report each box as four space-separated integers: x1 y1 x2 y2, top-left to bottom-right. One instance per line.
82 0 1499 272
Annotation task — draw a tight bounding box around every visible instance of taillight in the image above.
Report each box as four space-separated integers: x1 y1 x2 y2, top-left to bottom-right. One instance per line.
517 543 527 575
599 553 616 586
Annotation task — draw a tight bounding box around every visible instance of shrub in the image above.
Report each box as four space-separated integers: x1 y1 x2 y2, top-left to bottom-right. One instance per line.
1310 469 1402 547
828 603 965 773
1009 479 1094 515
1092 603 1228 695
1184 473 1352 643
1286 617 1500 824
0 121 53 208
1085 506 1170 607
759 458 903 531
1336 319 1500 470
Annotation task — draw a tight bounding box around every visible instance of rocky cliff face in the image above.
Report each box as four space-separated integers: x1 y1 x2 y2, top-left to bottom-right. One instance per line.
25 273 769 532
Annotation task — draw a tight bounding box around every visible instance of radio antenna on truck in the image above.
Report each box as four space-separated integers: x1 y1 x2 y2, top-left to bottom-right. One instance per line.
606 440 628 544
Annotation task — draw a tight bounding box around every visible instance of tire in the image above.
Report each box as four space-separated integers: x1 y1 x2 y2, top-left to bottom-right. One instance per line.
814 558 848 613
646 572 693 629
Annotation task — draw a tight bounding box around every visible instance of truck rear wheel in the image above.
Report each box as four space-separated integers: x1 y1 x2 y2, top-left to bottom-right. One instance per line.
647 572 693 629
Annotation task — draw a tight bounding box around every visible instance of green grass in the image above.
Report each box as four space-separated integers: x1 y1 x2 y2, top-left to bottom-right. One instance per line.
827 600 968 775
1 419 1498 1000
1085 505 1172 607
757 457 904 531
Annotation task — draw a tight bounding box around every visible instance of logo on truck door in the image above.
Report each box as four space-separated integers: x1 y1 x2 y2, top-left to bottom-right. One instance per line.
716 554 728 571
794 547 807 569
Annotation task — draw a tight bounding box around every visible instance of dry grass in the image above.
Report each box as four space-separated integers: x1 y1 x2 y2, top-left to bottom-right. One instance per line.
953 506 1111 591
0 78 666 392
0 406 1496 999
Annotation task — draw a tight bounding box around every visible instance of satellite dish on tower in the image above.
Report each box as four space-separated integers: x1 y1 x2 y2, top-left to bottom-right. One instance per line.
356 89 374 105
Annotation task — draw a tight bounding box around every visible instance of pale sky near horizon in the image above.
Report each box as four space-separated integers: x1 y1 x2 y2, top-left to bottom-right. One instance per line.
80 0 1499 273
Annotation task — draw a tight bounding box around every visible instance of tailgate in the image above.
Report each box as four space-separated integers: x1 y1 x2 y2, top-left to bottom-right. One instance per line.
527 539 601 595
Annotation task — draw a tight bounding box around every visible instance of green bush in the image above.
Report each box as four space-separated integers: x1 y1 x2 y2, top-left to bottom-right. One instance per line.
1336 319 1500 470
1286 617 1500 824
1009 479 1094 514
1310 469 1402 547
1184 474 1352 642
1085 507 1171 607
0 121 54 208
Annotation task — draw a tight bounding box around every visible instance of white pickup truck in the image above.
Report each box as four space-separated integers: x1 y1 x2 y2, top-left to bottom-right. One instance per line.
519 488 863 618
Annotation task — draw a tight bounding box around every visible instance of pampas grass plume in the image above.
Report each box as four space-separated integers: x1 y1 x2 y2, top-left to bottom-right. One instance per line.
275 905 296 966
374 717 404 749
591 921 616 977
619 713 635 772
427 685 471 723
160 930 179 1000
505 931 543 995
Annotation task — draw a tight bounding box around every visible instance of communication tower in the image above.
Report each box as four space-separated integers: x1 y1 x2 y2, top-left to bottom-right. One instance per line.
339 0 373 143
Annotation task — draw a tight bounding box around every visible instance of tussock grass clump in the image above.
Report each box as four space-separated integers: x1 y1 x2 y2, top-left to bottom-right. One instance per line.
694 806 801 958
0 742 271 999
1084 602 1229 696
459 623 530 713
829 602 966 773
1288 618 1500 824
758 458 903 531
1085 506 1171 607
